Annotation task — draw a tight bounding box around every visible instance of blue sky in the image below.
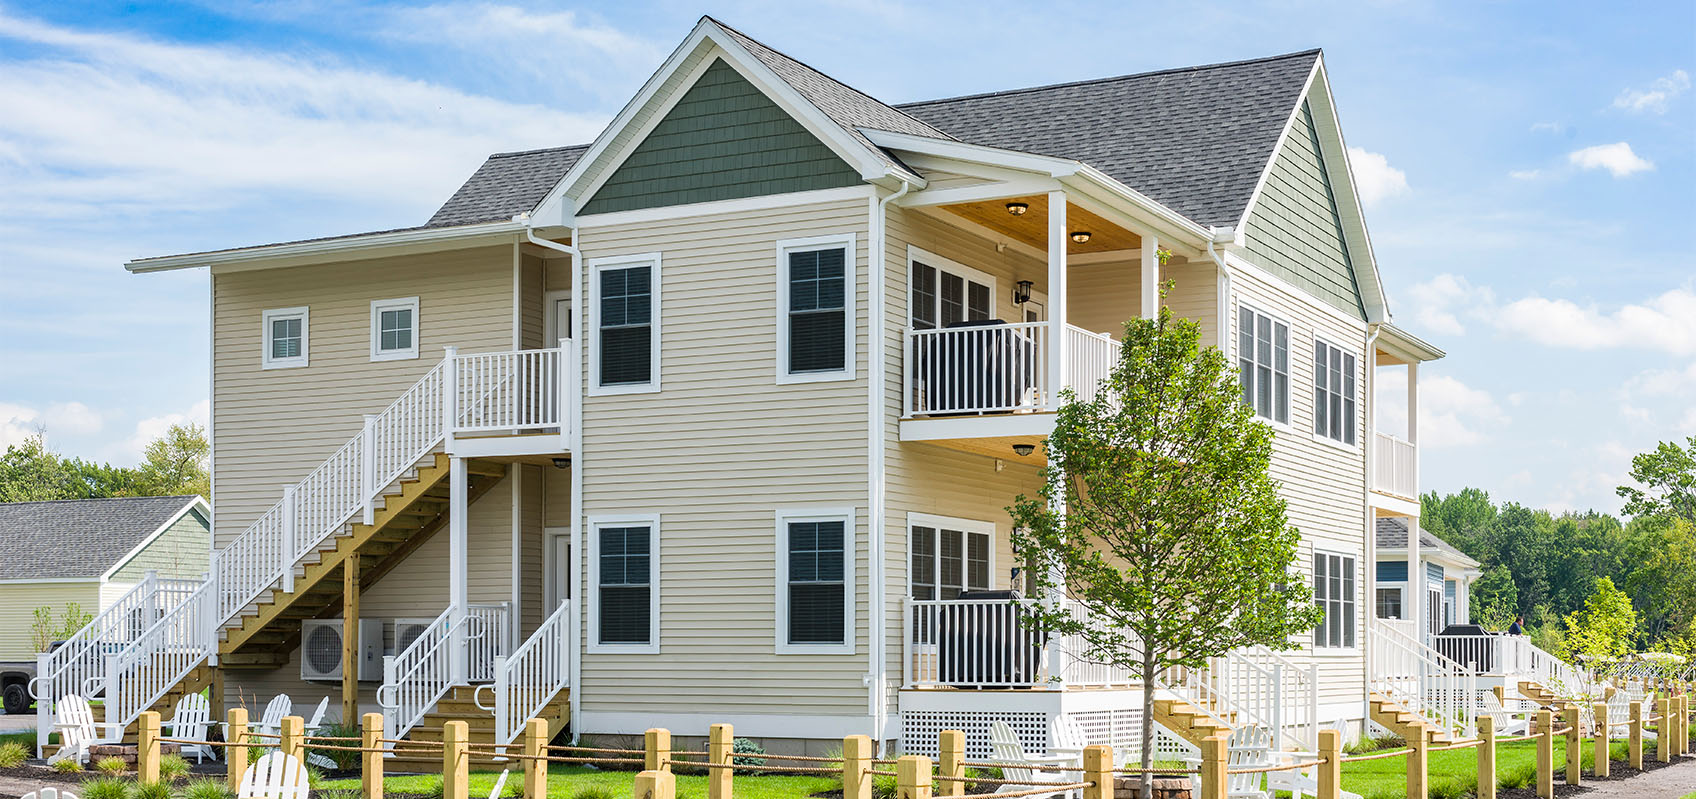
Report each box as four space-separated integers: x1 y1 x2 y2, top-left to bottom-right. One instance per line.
1 1 1691 514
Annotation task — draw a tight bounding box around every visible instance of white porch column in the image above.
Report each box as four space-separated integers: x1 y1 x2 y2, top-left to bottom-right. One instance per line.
1140 233 1160 320
1406 362 1419 445
449 456 469 685
1047 190 1068 402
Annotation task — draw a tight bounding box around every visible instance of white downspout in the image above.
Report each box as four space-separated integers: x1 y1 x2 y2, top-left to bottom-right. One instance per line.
1363 325 1381 717
868 180 909 751
517 215 583 740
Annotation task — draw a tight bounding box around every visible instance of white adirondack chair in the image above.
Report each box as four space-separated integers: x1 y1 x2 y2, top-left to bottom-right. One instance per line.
1185 725 1273 799
47 694 98 765
19 789 79 799
164 693 215 763
237 751 310 799
302 697 330 733
252 694 292 739
989 719 1081 798
488 769 511 799
1477 691 1532 737
1614 688 1658 740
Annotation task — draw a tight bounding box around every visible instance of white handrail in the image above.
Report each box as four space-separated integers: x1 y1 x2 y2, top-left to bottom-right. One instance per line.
1206 645 1318 751
379 606 460 741
903 322 1124 416
1063 324 1120 404
487 600 572 746
1371 619 1477 738
465 603 513 684
1372 432 1417 499
97 580 217 741
903 597 1137 688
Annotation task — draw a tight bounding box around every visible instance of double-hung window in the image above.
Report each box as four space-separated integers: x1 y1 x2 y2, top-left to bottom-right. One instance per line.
370 297 419 361
776 508 855 653
909 515 993 601
908 248 994 330
1313 338 1357 445
592 255 660 393
1238 306 1289 423
1312 551 1356 649
778 235 855 382
1375 587 1403 620
262 307 308 369
590 516 658 652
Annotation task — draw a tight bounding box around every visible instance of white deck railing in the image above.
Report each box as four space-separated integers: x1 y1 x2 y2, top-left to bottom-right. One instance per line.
1205 645 1318 751
903 597 1136 689
100 581 217 737
480 600 572 746
465 602 513 684
453 348 571 433
1371 619 1477 738
904 322 1124 416
1373 432 1417 499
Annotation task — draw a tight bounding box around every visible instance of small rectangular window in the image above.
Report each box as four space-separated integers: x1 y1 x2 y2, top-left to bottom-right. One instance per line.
262 307 309 369
589 515 659 652
1314 339 1357 445
1312 551 1357 649
1238 305 1289 423
777 508 855 653
778 235 854 382
591 255 660 393
1376 587 1403 620
370 297 419 361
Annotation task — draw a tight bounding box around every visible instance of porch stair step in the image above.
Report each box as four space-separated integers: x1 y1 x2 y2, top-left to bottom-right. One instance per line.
1152 698 1232 748
1517 680 1578 712
218 454 507 667
386 685 572 772
1368 693 1457 745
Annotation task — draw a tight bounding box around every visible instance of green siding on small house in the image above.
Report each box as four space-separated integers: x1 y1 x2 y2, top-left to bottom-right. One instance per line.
580 58 863 215
1243 100 1366 320
110 507 211 582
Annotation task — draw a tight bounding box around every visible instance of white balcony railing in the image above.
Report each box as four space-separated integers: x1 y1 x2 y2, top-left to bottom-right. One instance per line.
903 322 1122 417
1373 432 1417 499
903 597 1137 689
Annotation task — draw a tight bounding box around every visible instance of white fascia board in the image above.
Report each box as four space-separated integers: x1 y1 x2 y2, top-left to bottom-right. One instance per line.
1372 322 1446 362
126 221 523 274
99 497 210 581
862 128 1081 178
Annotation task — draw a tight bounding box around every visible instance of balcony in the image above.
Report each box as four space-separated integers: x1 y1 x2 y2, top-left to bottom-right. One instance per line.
902 596 1136 690
1372 432 1417 501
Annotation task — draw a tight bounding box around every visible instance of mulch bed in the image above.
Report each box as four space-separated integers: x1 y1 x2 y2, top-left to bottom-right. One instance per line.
1496 753 1681 799
0 765 86 787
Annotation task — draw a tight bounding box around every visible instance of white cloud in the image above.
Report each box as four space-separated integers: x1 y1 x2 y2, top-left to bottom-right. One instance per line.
121 399 210 462
1613 69 1690 114
1346 147 1409 207
0 401 105 449
1404 273 1492 336
1495 288 1696 356
1529 121 1566 134
1567 142 1654 178
1375 371 1509 449
1508 169 1541 180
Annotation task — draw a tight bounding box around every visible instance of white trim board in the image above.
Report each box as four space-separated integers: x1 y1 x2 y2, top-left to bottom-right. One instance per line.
370 296 421 362
575 186 873 230
586 252 662 396
100 497 211 582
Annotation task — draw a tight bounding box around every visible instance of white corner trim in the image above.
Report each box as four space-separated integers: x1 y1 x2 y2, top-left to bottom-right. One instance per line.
775 233 857 385
586 513 661 655
774 506 858 655
369 296 421 362
261 306 309 370
586 252 662 396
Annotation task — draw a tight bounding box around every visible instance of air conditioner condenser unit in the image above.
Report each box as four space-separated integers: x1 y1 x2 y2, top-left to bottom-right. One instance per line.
300 619 384 682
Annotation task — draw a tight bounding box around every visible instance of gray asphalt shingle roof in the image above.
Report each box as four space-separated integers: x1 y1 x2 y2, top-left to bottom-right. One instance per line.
0 496 202 580
425 144 590 228
896 50 1320 229
1376 517 1478 567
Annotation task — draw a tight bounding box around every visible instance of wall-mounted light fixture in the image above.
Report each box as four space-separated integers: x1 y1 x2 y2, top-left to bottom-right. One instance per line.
1005 202 1029 216
1070 231 1092 244
552 457 572 469
1013 280 1033 305
1012 443 1035 457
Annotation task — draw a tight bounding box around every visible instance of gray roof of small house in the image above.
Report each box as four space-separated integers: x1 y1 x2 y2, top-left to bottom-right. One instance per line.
1376 518 1479 568
0 496 204 581
425 144 591 228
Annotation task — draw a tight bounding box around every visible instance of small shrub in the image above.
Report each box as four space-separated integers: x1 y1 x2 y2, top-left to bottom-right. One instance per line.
0 741 28 768
79 776 130 799
1428 774 1475 799
569 788 618 799
131 780 173 799
158 753 190 781
730 737 766 767
871 772 897 799
178 778 234 799
53 757 85 773
1499 761 1536 790
312 721 362 771
306 764 328 790
421 776 445 799
314 790 361 799
95 756 129 776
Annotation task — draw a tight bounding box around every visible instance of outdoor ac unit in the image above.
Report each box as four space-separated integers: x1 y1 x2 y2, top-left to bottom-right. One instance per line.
300 619 383 682
393 618 436 654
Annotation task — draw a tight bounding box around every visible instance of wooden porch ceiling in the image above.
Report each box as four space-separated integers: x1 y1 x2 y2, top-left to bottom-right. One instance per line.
940 194 1142 254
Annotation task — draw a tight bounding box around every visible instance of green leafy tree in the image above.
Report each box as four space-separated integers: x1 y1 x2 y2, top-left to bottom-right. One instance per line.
134 423 210 499
1617 436 1696 523
1420 487 1497 559
1009 303 1321 799
1470 564 1519 630
30 602 94 652
1622 516 1696 648
1562 577 1638 660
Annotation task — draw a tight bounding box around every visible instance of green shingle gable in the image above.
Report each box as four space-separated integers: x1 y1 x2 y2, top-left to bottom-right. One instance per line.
1243 100 1366 320
580 58 864 215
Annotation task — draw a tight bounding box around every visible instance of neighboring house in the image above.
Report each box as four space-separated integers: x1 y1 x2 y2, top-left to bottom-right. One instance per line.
0 496 210 713
1373 517 1482 638
74 15 1537 760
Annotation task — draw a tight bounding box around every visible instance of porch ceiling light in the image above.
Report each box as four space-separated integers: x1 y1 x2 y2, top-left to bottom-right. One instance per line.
1005 202 1029 216
1012 443 1035 457
552 457 571 469
1070 231 1092 244
1013 280 1033 305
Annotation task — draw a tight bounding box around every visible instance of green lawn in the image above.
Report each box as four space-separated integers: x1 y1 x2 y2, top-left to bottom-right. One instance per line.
316 766 837 799
1336 738 1634 799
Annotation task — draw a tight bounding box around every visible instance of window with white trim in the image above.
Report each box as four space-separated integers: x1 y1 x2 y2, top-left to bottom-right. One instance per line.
1238 306 1289 423
778 235 855 381
1312 551 1356 648
909 516 993 601
370 297 419 361
776 508 854 652
262 307 308 369
589 516 658 651
591 255 659 392
909 249 995 330
1313 338 1357 445
1375 587 1403 620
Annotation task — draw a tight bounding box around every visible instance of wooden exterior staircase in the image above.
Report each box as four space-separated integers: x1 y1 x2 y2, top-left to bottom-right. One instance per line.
1152 697 1234 747
386 685 573 771
1517 680 1578 713
1369 692 1458 745
218 454 508 668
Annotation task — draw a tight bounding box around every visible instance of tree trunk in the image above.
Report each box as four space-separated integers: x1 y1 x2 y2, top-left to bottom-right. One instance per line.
1141 659 1156 799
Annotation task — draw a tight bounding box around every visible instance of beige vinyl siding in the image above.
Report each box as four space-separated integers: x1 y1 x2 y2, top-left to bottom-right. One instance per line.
1228 260 1369 709
0 582 102 661
1066 260 1140 337
1164 259 1221 348
110 507 211 582
519 464 545 636
574 195 871 724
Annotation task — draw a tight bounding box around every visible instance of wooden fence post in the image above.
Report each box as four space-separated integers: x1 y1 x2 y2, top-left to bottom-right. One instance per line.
443 720 469 799
1680 695 1690 756
362 712 384 799
280 715 303 762
707 723 733 799
524 718 548 799
1477 714 1496 799
226 707 249 794
1317 728 1341 799
1593 701 1610 778
1659 697 1672 763
1629 700 1644 770
632 769 675 799
1082 744 1112 799
842 735 872 799
938 730 964 798
1564 706 1581 786
1536 709 1553 799
644 728 671 773
1200 732 1227 799
137 710 161 784
896 754 932 799
1406 723 1428 799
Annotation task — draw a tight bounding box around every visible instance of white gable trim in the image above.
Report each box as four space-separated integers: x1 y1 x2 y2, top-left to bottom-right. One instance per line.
99 497 211 581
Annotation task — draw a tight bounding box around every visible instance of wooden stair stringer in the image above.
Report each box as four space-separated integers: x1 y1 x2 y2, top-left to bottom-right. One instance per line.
1152 698 1233 748
1369 692 1457 745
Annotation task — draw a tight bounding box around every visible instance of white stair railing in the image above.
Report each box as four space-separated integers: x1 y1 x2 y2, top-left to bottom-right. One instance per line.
99 580 217 737
479 600 572 746
1371 620 1477 738
379 606 461 742
1207 645 1318 751
465 603 513 684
